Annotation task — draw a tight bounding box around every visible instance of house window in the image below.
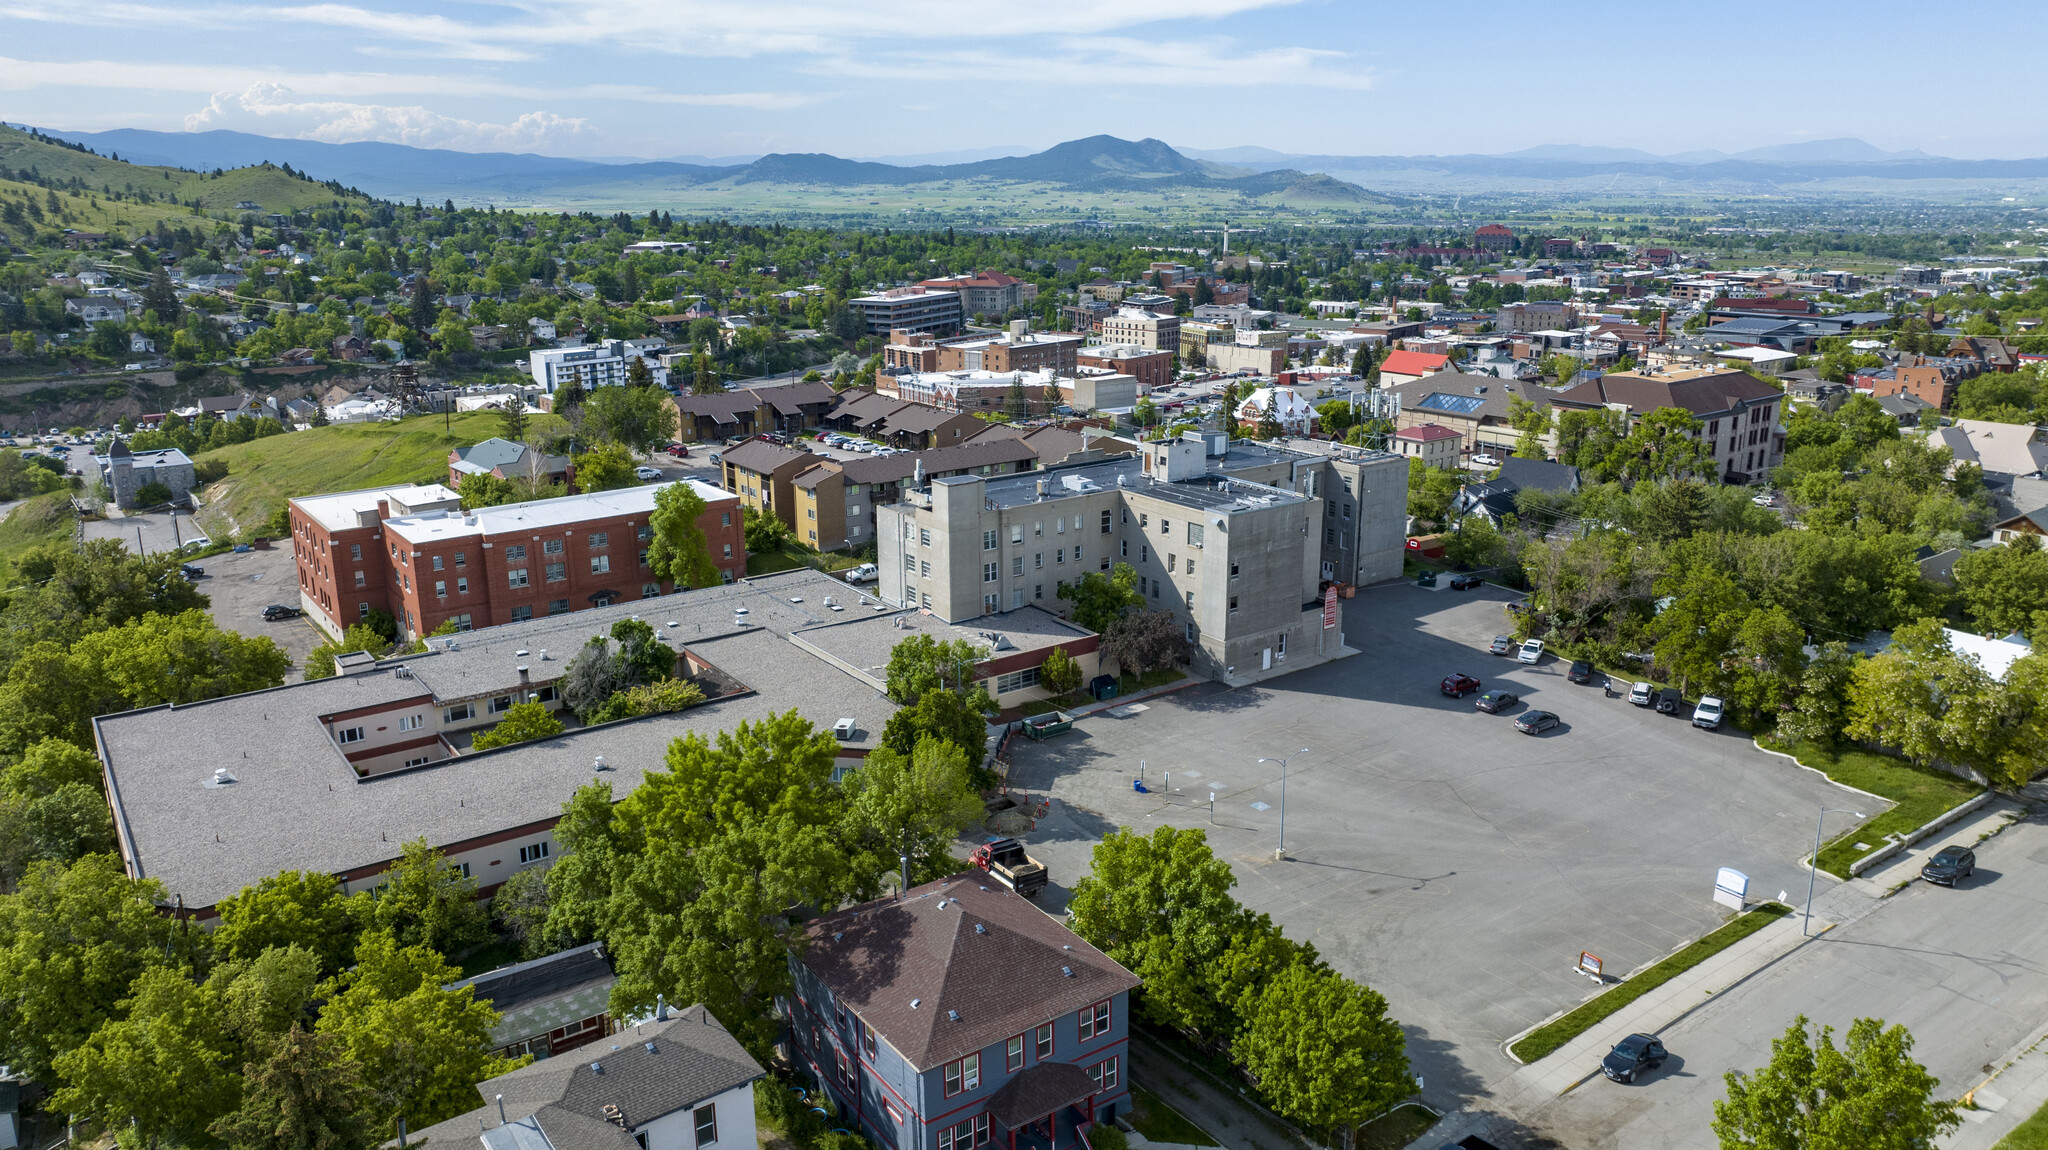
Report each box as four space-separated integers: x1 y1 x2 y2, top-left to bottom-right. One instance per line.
1186 621 1197 642
723 544 734 558
508 568 529 588
944 1052 982 1096
1011 524 1024 544
862 1022 877 1059
1187 523 1203 548
1229 595 1239 614
1035 552 1044 569
445 703 473 722
544 539 564 555
335 725 364 745
449 613 473 631
350 544 362 561
1036 1023 1053 1059
983 529 998 550
994 667 1041 694
1278 632 1288 657
355 570 366 588
1160 519 1170 536
590 532 609 549
455 552 466 568
938 1117 991 1150
920 528 932 546
457 577 469 595
984 562 998 583
1056 517 1066 534
536 685 559 703
1008 1034 1026 1072
1186 590 1195 607
432 555 444 571
643 582 661 598
404 754 432 768
398 714 424 732
519 841 550 864
505 545 526 561
549 599 570 615
1230 560 1240 579
546 562 567 582
1034 521 1043 537
1100 511 1112 534
694 1103 717 1148
1079 1000 1111 1041
434 580 446 597
1088 1056 1120 1092
511 605 532 622
359 602 370 619
721 511 732 527
490 695 513 713
591 556 611 574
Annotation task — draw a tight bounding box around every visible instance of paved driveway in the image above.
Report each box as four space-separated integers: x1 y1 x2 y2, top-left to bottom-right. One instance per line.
1003 582 1869 1114
83 508 208 556
1521 812 2048 1150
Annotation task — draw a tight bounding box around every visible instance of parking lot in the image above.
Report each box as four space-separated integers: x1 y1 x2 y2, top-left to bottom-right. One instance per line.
185 545 325 670
1004 581 1870 1108
82 507 208 556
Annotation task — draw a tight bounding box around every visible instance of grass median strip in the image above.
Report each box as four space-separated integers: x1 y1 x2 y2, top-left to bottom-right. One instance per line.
1767 739 1984 878
1508 902 1793 1064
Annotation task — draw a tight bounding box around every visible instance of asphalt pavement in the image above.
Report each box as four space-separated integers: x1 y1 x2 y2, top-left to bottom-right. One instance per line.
1519 809 2048 1150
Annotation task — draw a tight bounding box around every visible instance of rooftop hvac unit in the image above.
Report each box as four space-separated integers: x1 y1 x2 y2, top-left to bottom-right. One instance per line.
833 717 857 741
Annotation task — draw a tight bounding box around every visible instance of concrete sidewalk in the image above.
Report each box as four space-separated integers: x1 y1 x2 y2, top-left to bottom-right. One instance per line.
1491 912 1824 1108
1843 798 2027 898
1129 1032 1313 1150
1945 1018 2048 1150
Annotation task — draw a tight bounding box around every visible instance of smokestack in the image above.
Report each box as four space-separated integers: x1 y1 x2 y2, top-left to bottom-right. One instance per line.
1657 311 1667 344
496 1095 507 1127
657 994 669 1021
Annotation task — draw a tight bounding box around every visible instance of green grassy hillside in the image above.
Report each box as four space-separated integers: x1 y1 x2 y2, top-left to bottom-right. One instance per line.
196 411 568 534
0 492 78 584
0 125 370 214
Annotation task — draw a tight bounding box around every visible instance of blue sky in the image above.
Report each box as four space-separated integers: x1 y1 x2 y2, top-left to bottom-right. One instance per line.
0 0 2036 161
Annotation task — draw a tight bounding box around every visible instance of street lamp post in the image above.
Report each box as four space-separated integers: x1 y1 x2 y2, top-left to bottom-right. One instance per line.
1258 748 1310 859
1806 806 1866 937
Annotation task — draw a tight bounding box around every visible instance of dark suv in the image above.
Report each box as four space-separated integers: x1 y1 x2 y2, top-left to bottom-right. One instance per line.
1566 660 1595 684
1602 1033 1667 1083
1920 846 1976 886
1440 673 1482 698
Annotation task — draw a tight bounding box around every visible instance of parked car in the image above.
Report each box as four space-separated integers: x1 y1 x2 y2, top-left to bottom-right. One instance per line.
180 537 211 553
1654 688 1683 714
1920 845 1976 886
1475 689 1519 713
1440 673 1482 698
1449 573 1483 590
707 452 721 466
1567 660 1595 684
1505 600 1532 616
1692 695 1725 729
971 837 1048 898
1752 492 1778 507
1471 454 1501 468
1517 638 1544 665
1602 1034 1667 1084
179 563 204 579
261 604 303 621
1628 681 1654 706
664 443 690 457
1488 635 1516 655
635 466 663 480
1514 709 1561 735
842 563 878 584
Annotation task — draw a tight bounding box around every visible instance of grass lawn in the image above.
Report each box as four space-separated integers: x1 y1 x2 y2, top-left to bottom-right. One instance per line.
1128 1084 1219 1147
1767 740 1985 878
0 492 76 582
1356 1105 1438 1150
1997 1096 2048 1150
194 410 568 533
745 538 865 577
1117 668 1187 695
454 936 523 979
1509 903 1792 1063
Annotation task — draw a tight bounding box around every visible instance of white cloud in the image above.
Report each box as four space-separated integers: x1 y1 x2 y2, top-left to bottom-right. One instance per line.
184 82 594 151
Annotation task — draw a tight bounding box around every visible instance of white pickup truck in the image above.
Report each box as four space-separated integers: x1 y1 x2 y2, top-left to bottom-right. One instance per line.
1692 695 1725 730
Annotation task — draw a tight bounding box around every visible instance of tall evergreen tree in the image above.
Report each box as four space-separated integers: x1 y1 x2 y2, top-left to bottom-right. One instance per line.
209 1025 373 1150
142 267 182 324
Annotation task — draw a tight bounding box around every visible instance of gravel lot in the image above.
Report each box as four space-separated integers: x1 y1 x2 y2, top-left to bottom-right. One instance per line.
1002 580 1870 1112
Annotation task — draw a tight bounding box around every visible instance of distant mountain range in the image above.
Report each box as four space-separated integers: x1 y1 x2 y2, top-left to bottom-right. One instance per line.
34 127 2048 209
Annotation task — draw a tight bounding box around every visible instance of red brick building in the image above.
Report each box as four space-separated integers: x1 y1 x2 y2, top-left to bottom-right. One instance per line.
1475 223 1515 252
1077 345 1174 393
292 481 744 640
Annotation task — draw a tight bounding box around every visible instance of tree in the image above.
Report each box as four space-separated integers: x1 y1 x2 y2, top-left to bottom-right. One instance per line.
692 346 720 395
361 839 490 957
1234 963 1413 1135
135 479 173 506
1057 561 1143 632
571 440 640 492
1507 395 1550 460
497 397 528 442
1349 343 1377 377
647 480 721 589
583 380 677 452
1068 826 1243 1036
213 870 364 975
743 504 791 553
1256 403 1284 441
625 354 653 388
554 367 586 414
1100 609 1193 677
1714 1015 1957 1150
209 1024 373 1150
1844 618 2005 777
491 866 568 961
1039 646 1082 697
1953 534 2048 637
316 930 524 1138
838 737 986 901
879 684 994 764
883 633 987 705
470 701 566 750
1648 564 1745 698
408 275 436 332
52 965 243 1147
1775 641 1858 749
0 854 184 1079
562 634 638 717
1006 375 1031 419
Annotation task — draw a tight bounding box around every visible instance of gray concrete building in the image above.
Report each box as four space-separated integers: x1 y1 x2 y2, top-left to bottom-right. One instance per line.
875 434 1404 684
98 440 196 509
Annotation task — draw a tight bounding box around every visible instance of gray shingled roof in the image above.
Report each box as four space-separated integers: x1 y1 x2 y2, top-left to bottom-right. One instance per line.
801 876 1140 1071
414 1005 764 1150
720 439 816 476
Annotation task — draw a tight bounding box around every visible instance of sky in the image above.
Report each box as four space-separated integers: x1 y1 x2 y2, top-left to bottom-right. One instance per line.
1 0 2041 162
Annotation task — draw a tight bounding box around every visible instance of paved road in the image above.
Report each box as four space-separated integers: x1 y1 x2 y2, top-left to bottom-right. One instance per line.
191 545 326 669
1520 811 2048 1150
1004 581 1872 1119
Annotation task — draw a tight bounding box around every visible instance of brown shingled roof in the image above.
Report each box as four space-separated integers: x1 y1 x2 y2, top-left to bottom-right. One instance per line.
1553 369 1781 417
801 875 1139 1071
